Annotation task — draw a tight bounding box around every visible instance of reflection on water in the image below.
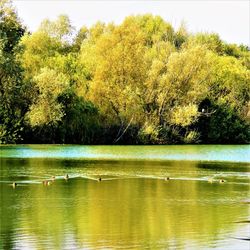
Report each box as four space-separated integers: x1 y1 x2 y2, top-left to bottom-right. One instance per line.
0 145 250 249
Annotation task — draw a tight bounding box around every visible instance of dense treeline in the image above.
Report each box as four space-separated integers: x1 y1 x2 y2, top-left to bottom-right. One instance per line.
0 0 249 144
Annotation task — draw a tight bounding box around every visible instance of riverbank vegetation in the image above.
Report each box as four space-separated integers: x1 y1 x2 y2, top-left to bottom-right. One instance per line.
1 0 249 144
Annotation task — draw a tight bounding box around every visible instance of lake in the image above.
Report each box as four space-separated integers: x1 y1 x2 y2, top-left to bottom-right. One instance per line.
0 145 249 249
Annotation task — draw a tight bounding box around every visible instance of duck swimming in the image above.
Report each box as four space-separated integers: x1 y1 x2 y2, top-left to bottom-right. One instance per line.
208 178 213 183
12 182 17 188
64 174 69 180
219 179 225 183
165 177 170 181
43 180 52 186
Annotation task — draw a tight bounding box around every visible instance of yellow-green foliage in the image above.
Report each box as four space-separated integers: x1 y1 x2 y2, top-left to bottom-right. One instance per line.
184 130 200 144
86 19 147 125
28 100 64 126
1 4 249 144
171 104 199 127
26 68 69 126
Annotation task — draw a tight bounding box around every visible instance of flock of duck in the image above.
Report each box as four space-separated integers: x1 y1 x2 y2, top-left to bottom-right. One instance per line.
11 174 103 188
164 177 225 183
10 175 225 188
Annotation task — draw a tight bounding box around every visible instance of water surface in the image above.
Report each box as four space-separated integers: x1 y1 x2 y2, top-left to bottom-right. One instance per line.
0 145 249 249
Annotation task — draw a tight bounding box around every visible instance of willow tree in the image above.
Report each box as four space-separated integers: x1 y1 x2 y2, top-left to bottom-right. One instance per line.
19 15 72 126
86 18 147 142
125 14 175 46
139 45 213 143
19 15 98 143
202 53 250 143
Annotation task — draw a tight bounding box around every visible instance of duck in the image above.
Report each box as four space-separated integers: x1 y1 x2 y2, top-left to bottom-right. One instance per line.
219 179 225 183
51 176 56 181
42 180 52 186
165 177 170 181
208 178 213 183
64 174 69 181
12 182 17 188
42 180 48 185
98 177 102 182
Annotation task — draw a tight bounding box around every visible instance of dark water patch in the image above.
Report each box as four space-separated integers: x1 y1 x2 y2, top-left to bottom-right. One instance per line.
197 161 250 172
234 220 250 223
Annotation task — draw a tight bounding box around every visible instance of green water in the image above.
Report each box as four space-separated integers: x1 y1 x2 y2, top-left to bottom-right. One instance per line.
0 145 249 249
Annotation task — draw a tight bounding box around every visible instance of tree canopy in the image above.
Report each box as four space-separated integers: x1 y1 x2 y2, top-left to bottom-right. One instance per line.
1 1 249 144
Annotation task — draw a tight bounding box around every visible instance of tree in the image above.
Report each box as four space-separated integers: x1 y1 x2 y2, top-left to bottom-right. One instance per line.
174 22 188 49
86 18 147 142
125 14 175 46
198 53 250 143
185 33 224 54
0 0 25 53
39 14 73 42
73 25 88 51
1 10 249 144
0 0 26 143
140 45 213 143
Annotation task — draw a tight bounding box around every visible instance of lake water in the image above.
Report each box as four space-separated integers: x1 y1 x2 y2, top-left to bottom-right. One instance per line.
0 145 249 249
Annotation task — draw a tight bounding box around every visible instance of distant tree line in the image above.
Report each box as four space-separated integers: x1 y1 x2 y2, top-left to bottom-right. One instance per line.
0 0 249 144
